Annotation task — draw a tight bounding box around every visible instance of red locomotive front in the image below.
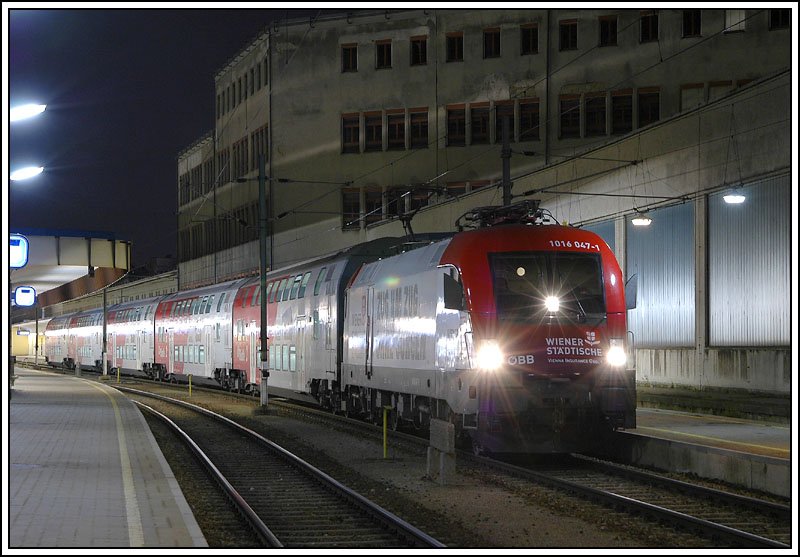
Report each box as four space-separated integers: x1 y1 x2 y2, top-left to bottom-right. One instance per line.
441 221 635 453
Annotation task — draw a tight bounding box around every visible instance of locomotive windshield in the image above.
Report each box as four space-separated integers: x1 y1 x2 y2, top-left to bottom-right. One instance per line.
490 251 605 323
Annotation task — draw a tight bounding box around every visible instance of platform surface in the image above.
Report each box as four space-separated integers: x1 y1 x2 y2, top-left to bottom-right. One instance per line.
6 367 207 549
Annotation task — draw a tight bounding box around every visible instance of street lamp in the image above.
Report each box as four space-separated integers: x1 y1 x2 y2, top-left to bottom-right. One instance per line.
10 103 46 122
10 166 44 181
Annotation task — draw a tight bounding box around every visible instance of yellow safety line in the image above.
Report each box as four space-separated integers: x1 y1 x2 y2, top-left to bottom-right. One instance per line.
636 426 790 457
86 381 145 546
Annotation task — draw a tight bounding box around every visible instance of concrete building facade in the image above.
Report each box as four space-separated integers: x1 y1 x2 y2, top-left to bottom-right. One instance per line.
176 8 793 394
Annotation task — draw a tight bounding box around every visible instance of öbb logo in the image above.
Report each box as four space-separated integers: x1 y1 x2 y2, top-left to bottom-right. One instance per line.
507 354 535 365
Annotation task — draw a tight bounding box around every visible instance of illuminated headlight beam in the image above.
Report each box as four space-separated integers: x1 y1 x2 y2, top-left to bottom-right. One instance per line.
475 340 503 371
544 295 560 313
606 338 627 367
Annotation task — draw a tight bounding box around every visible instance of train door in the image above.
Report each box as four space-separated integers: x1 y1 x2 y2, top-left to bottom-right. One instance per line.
136 330 142 371
167 329 174 374
326 294 334 373
365 287 374 378
295 316 306 390
250 324 258 385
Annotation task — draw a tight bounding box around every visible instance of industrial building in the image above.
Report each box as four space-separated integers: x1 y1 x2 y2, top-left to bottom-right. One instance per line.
175 8 791 395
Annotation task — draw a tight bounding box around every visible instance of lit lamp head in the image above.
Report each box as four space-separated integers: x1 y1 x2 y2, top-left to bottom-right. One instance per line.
631 210 652 227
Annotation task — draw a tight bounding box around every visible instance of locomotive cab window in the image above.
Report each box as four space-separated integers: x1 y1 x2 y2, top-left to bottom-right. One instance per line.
490 251 605 323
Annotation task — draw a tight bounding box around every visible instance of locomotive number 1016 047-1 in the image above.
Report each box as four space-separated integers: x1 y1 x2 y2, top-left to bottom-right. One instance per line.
548 240 600 251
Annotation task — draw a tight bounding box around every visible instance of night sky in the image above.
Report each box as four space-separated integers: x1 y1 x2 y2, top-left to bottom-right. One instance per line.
7 7 325 267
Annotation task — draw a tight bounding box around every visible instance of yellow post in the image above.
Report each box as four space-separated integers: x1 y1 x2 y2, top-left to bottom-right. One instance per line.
116 366 120 384
188 374 192 397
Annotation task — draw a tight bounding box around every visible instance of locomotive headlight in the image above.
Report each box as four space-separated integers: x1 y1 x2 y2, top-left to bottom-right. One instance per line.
544 295 560 313
606 338 627 367
476 340 504 371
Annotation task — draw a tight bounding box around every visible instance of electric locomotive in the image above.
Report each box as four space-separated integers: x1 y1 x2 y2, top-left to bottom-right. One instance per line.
341 201 635 453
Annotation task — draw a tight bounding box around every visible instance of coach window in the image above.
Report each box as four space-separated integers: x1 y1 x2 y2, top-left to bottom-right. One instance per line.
283 278 295 301
199 345 205 364
216 293 225 312
284 345 292 371
206 294 214 313
314 267 327 296
276 278 289 302
269 344 276 370
289 277 301 300
289 345 297 372
298 271 312 298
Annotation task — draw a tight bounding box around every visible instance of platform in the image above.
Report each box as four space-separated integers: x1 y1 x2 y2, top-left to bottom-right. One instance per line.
6 366 207 548
599 407 792 499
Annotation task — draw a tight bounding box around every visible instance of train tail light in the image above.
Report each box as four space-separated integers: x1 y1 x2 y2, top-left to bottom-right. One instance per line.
475 339 504 371
606 338 627 367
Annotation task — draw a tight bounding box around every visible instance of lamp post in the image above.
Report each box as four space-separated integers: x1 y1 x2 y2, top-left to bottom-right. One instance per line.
257 154 270 409
239 155 272 408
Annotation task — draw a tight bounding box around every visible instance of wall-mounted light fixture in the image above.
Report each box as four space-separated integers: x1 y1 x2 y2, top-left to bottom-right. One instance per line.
723 188 746 204
631 211 652 226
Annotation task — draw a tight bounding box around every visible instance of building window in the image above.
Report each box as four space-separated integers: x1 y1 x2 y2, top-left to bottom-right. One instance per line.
724 9 745 33
611 90 633 135
376 40 392 69
584 94 606 137
411 36 427 65
560 96 580 138
682 9 701 37
410 109 428 149
640 11 658 42
519 99 539 141
520 24 538 55
342 43 357 72
446 32 464 62
470 104 490 144
559 20 577 51
599 16 617 46
680 83 704 111
447 106 466 146
638 88 660 128
364 188 383 225
342 189 360 230
387 112 405 150
341 114 360 153
483 28 500 58
495 102 515 143
769 9 789 30
364 112 382 151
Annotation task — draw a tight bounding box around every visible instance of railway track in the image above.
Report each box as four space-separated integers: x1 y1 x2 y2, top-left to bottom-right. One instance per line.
476 454 791 548
263 393 793 548
119 386 444 549
26 368 791 547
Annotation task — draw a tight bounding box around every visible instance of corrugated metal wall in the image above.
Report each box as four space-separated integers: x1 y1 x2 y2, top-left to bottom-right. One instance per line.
708 174 790 346
626 203 695 347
